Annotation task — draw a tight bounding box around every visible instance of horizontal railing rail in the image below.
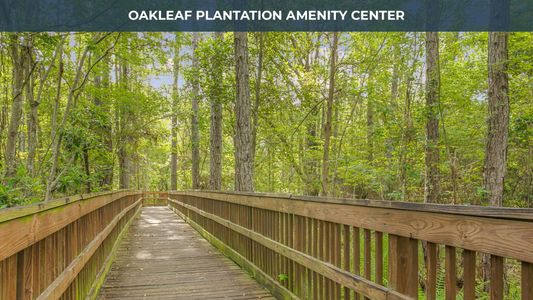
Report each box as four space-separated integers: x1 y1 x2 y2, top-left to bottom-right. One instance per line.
0 190 147 300
168 190 533 300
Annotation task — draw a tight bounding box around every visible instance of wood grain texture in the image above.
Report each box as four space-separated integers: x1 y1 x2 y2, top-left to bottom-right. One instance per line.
172 192 533 263
177 190 533 220
523 262 533 300
445 246 456 300
425 242 437 300
388 235 418 299
36 199 141 300
490 255 503 300
0 190 130 223
170 199 410 300
98 207 275 300
0 191 137 261
462 250 476 300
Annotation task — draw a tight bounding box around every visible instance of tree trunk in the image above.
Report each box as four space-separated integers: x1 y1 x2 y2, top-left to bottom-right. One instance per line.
209 32 223 190
46 35 93 200
101 57 114 188
25 36 38 177
481 33 510 288
484 32 509 207
321 32 338 196
170 36 180 191
118 61 130 189
191 33 201 189
424 32 440 204
366 84 374 164
251 32 263 182
4 34 25 182
234 32 253 192
83 147 91 193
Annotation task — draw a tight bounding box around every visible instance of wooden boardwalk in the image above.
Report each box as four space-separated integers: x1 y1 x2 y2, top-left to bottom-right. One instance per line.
98 207 274 299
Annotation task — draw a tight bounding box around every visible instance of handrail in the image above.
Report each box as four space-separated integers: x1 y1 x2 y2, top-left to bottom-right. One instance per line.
169 191 533 300
0 190 146 300
181 189 533 221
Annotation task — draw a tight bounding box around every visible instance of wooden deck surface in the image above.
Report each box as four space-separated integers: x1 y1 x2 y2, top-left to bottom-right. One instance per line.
98 207 274 299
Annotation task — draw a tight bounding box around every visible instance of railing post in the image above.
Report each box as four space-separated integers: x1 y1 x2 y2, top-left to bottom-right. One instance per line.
388 234 418 298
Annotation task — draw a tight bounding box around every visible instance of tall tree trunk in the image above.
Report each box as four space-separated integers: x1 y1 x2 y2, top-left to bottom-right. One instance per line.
366 85 374 164
170 36 180 191
481 32 510 289
191 33 201 189
97 56 113 188
46 34 93 200
384 55 400 197
321 32 338 196
484 32 509 207
3 34 25 183
234 32 253 192
424 32 440 204
251 32 264 181
25 36 38 177
209 32 223 190
118 61 130 189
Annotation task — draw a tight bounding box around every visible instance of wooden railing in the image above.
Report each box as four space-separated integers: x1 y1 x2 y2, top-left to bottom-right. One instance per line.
0 190 144 300
168 191 533 300
141 191 168 206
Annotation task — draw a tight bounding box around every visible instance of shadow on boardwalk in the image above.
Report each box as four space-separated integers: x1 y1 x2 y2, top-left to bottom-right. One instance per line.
98 207 274 299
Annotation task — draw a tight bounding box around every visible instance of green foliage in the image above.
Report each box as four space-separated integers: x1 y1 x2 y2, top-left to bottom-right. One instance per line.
278 273 289 282
0 31 531 207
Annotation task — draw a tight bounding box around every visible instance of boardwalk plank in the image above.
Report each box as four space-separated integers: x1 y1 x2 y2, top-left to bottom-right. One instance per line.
98 207 274 299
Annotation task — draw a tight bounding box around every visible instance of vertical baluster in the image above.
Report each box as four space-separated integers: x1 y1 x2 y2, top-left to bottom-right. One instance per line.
463 250 476 300
426 242 438 300
490 255 504 300
364 229 371 300
388 235 418 298
445 245 456 300
335 223 342 300
325 221 332 299
312 219 319 300
319 220 325 299
375 231 383 286
353 226 361 300
343 224 351 300
522 262 533 300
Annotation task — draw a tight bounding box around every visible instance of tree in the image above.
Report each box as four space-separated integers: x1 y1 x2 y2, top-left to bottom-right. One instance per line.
209 32 224 190
484 32 510 207
251 32 264 184
234 32 253 192
170 34 180 191
424 32 440 204
3 34 25 183
321 32 338 196
191 33 201 189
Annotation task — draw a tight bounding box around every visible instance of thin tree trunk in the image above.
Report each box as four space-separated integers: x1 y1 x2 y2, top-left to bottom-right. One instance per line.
46 34 93 200
234 32 253 192
118 61 130 189
25 36 38 177
83 147 91 193
191 33 201 189
4 34 25 182
170 35 180 190
321 32 338 196
209 32 223 190
424 32 440 204
366 84 374 164
95 56 113 189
